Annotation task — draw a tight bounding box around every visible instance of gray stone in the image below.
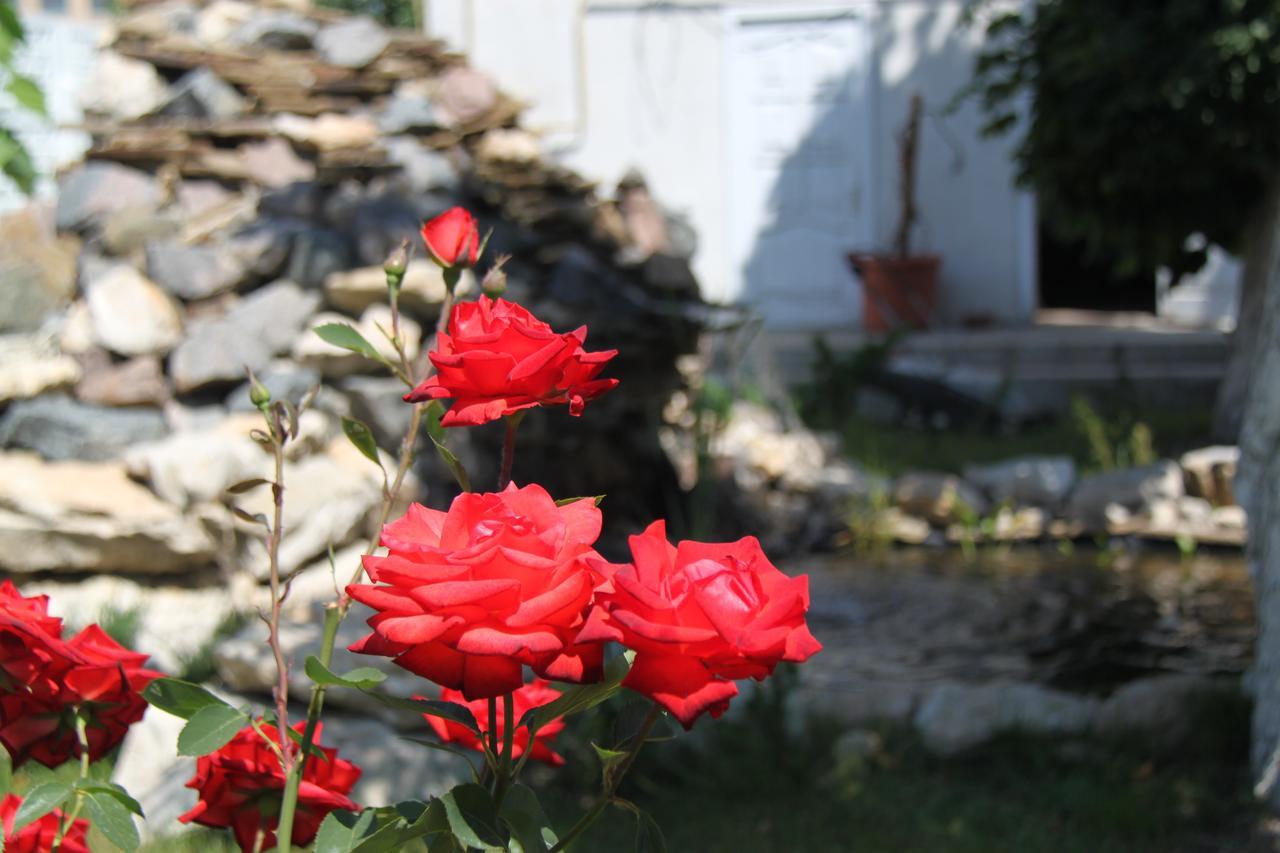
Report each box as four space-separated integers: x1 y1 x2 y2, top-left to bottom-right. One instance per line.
169 280 319 392
1179 445 1238 507
259 183 324 219
0 206 78 333
1067 461 1185 529
286 227 354 289
342 375 412 449
0 452 216 573
154 67 246 120
144 239 249 300
84 265 183 356
1095 674 1231 747
0 334 80 403
378 89 440 134
230 10 317 50
55 162 158 232
75 354 169 408
963 455 1077 508
123 413 267 508
176 180 236 219
913 682 1100 755
239 137 315 189
226 364 322 412
0 395 168 461
433 65 498 127
315 16 390 68
80 51 168 120
893 471 990 525
321 714 472 808
384 137 459 194
100 206 182 256
228 219 303 280
324 262 462 319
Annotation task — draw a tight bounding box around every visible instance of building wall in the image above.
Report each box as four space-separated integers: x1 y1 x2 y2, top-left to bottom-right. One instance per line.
428 0 1036 329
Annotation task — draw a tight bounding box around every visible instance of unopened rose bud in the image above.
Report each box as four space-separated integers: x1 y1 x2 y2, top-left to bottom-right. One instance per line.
247 368 271 410
384 240 409 286
481 265 507 298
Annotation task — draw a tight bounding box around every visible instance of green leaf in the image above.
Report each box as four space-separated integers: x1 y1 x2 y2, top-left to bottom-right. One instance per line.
12 782 72 832
360 691 481 734
177 703 249 757
315 809 377 853
342 417 383 468
143 677 232 720
499 784 556 853
0 2 23 41
591 743 629 771
430 439 471 493
420 403 470 491
6 73 45 117
350 801 448 853
521 651 634 734
0 743 11 798
440 784 504 849
305 655 388 690
423 400 448 444
226 478 271 494
74 780 143 816
315 323 384 361
554 495 606 507
0 127 37 195
83 788 141 852
633 809 667 853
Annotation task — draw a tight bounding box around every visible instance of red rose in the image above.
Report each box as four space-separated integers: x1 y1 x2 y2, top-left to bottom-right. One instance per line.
179 721 361 853
58 625 161 762
402 296 618 427
421 206 481 269
348 483 607 699
1 793 89 853
578 521 822 728
424 679 567 766
0 581 68 693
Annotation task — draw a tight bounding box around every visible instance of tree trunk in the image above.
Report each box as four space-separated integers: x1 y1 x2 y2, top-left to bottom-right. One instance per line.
1237 176 1280 809
1214 182 1280 441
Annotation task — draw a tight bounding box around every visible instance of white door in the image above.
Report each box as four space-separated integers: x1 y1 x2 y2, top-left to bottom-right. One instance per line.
725 6 875 330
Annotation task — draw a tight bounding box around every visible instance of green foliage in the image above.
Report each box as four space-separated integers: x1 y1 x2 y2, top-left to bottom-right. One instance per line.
794 334 899 430
963 0 1280 276
96 604 143 650
1069 396 1158 472
0 3 45 195
314 0 416 29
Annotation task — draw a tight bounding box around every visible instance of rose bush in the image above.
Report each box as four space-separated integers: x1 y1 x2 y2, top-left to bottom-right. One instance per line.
578 520 823 728
424 678 568 766
348 483 608 698
421 206 480 270
179 721 361 853
0 794 89 853
402 296 618 426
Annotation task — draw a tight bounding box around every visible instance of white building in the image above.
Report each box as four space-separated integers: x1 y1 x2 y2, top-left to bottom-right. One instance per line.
427 0 1037 331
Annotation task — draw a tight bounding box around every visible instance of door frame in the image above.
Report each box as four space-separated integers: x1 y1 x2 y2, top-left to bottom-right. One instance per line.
720 1 880 329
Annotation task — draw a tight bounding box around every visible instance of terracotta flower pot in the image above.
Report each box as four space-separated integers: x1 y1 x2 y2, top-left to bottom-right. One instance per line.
848 253 941 332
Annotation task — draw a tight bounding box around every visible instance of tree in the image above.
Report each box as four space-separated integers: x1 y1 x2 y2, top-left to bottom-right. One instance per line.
963 0 1280 438
0 0 46 195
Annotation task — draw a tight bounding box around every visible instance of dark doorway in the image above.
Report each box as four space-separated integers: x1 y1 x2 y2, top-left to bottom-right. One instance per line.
1038 222 1156 313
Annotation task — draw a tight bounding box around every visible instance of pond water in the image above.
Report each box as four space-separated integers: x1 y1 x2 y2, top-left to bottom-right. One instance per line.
798 545 1253 698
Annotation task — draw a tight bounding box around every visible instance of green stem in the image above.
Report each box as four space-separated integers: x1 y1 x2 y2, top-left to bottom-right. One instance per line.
498 412 524 490
51 714 92 853
548 704 662 852
487 698 500 769
494 692 516 807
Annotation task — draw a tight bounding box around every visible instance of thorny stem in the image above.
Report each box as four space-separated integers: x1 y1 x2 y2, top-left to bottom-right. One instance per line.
547 704 663 853
51 714 93 853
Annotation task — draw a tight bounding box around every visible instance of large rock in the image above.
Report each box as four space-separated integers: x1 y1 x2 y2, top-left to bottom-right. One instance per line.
169 280 319 392
154 67 246 120
963 455 1076 508
0 453 216 573
144 239 251 300
75 353 169 407
285 226 353 288
124 414 268 508
323 262 465 319
239 137 316 188
378 85 440 134
1179 445 1238 507
100 206 182 256
1094 674 1231 747
433 65 498 128
383 137 460 194
0 205 79 332
55 162 158 232
292 306 421 379
274 113 379 152
893 471 990 525
84 265 183 356
315 17 389 68
0 334 80 403
230 10 317 50
913 682 1100 755
80 51 168 120
1066 460 1185 528
232 436 390 577
0 395 168 461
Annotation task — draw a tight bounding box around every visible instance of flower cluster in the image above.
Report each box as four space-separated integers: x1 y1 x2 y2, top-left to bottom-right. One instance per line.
1 794 89 853
425 679 568 766
180 722 361 853
0 581 160 767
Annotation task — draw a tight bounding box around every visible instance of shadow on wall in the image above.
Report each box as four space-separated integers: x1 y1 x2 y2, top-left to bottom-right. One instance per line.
737 2 1024 332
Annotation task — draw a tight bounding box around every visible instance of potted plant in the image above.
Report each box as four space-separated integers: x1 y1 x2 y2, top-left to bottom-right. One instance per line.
849 93 941 332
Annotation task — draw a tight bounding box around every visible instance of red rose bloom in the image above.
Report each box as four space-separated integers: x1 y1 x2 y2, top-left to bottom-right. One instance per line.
1 794 89 853
179 721 361 853
0 581 67 693
424 679 567 766
348 483 607 699
421 206 480 269
578 521 822 728
402 296 618 427
58 625 161 762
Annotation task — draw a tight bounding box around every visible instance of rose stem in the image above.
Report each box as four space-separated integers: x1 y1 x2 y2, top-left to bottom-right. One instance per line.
498 411 524 490
494 691 517 806
50 713 93 853
547 703 663 853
